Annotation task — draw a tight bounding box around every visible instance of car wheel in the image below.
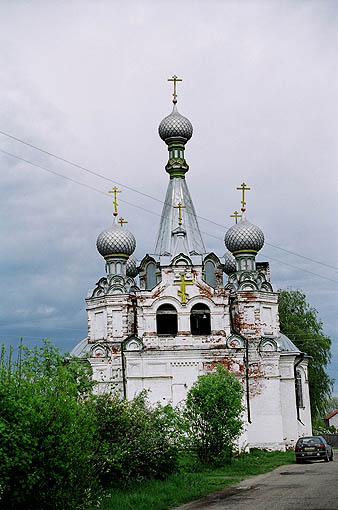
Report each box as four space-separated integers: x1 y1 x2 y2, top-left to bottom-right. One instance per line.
296 458 303 464
324 453 329 462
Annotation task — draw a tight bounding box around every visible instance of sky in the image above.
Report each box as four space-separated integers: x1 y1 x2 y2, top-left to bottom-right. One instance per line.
0 0 337 392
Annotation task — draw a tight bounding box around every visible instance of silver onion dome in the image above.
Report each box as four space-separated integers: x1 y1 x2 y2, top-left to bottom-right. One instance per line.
97 224 136 257
224 216 264 254
126 255 138 277
223 251 236 275
159 104 193 142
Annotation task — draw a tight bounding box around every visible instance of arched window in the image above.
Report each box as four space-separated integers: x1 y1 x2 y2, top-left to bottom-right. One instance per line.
156 304 178 336
295 370 304 408
146 262 157 290
190 303 211 335
204 260 216 287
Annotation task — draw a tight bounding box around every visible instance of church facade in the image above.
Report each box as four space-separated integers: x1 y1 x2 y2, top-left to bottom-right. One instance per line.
71 80 312 450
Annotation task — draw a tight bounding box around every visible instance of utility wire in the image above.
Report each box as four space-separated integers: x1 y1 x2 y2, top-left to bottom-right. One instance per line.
1 148 337 286
1 129 337 272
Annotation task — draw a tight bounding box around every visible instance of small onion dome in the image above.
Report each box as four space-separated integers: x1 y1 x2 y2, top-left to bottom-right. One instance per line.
224 215 264 254
126 255 138 277
223 251 236 275
158 104 193 142
96 224 136 258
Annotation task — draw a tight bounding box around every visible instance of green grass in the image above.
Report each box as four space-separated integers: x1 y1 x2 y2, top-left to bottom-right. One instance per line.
96 449 295 510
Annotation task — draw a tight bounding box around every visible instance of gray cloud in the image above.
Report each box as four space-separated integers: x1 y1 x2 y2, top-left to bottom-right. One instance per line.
0 0 337 389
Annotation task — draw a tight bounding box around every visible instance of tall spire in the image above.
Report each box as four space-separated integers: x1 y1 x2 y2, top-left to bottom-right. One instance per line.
154 77 205 256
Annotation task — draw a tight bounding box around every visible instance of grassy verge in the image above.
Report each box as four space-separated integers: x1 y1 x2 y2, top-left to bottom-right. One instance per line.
96 449 295 510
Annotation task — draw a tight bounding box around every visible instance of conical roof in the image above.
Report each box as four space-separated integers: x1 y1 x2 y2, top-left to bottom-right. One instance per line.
154 177 205 256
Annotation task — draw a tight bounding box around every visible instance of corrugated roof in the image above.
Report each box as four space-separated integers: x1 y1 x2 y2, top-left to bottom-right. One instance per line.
70 337 90 358
276 333 300 353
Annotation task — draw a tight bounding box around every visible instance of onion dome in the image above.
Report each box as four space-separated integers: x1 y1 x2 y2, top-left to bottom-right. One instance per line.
96 223 136 258
223 251 236 275
126 255 138 277
159 104 193 142
224 215 264 254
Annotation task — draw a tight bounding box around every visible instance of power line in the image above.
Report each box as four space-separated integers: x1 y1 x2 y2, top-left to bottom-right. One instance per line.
1 129 337 272
1 148 337 286
264 255 338 284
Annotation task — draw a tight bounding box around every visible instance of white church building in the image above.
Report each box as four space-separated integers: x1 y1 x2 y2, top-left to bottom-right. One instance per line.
71 78 312 450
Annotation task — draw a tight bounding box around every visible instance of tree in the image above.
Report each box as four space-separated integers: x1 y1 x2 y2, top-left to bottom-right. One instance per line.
323 395 338 415
184 364 244 465
0 340 100 510
278 289 333 418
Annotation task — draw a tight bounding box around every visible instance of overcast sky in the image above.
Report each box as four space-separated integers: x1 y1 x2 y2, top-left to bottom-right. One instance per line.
0 0 337 392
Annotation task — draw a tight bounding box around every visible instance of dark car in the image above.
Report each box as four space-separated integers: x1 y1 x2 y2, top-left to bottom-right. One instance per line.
295 436 334 463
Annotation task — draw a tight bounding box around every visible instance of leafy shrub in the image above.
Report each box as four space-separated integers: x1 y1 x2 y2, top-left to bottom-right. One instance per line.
92 392 180 486
184 364 244 465
0 340 100 510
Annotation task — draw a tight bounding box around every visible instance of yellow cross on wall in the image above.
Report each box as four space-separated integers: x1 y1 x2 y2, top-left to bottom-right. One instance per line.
108 186 121 217
174 273 193 304
168 75 182 104
174 201 186 226
236 182 251 212
230 211 242 224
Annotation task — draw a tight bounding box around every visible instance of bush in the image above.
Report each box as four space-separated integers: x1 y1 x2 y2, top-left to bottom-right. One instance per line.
184 364 244 465
92 392 180 486
0 340 100 510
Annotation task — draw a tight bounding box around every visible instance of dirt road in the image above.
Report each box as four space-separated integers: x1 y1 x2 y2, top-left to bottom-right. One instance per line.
174 456 338 510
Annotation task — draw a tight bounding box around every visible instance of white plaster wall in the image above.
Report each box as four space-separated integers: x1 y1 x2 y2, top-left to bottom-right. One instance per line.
279 355 299 448
248 375 285 450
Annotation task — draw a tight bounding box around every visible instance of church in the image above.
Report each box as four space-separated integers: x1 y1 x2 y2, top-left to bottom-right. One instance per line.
71 76 312 450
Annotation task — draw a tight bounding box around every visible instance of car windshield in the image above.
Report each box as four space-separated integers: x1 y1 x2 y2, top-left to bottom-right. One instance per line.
297 437 322 446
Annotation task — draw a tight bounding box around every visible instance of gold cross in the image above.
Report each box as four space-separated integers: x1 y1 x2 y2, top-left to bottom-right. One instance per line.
236 182 251 212
174 273 193 304
108 186 121 217
118 217 128 227
230 211 242 224
168 75 182 104
174 201 186 226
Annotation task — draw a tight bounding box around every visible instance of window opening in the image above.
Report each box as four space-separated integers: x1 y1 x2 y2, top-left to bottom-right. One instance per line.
146 262 157 290
295 370 304 408
190 303 211 335
156 304 178 336
204 260 216 287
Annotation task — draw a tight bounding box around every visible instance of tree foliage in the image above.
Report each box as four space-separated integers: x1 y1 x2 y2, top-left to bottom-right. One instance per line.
0 340 181 509
0 340 99 510
324 395 338 414
92 392 179 486
278 289 333 417
184 365 244 465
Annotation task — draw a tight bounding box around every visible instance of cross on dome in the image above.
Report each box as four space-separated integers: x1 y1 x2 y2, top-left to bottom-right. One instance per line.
230 211 242 224
237 182 251 212
118 217 128 227
168 75 182 104
108 186 121 217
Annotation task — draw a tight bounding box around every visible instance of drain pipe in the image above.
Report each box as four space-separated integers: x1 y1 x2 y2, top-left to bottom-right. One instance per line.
229 296 251 424
121 340 127 400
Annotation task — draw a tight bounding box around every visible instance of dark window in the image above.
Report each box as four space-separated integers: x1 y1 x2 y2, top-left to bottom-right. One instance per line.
204 260 216 287
146 262 157 290
295 370 304 408
156 304 177 335
190 303 211 335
